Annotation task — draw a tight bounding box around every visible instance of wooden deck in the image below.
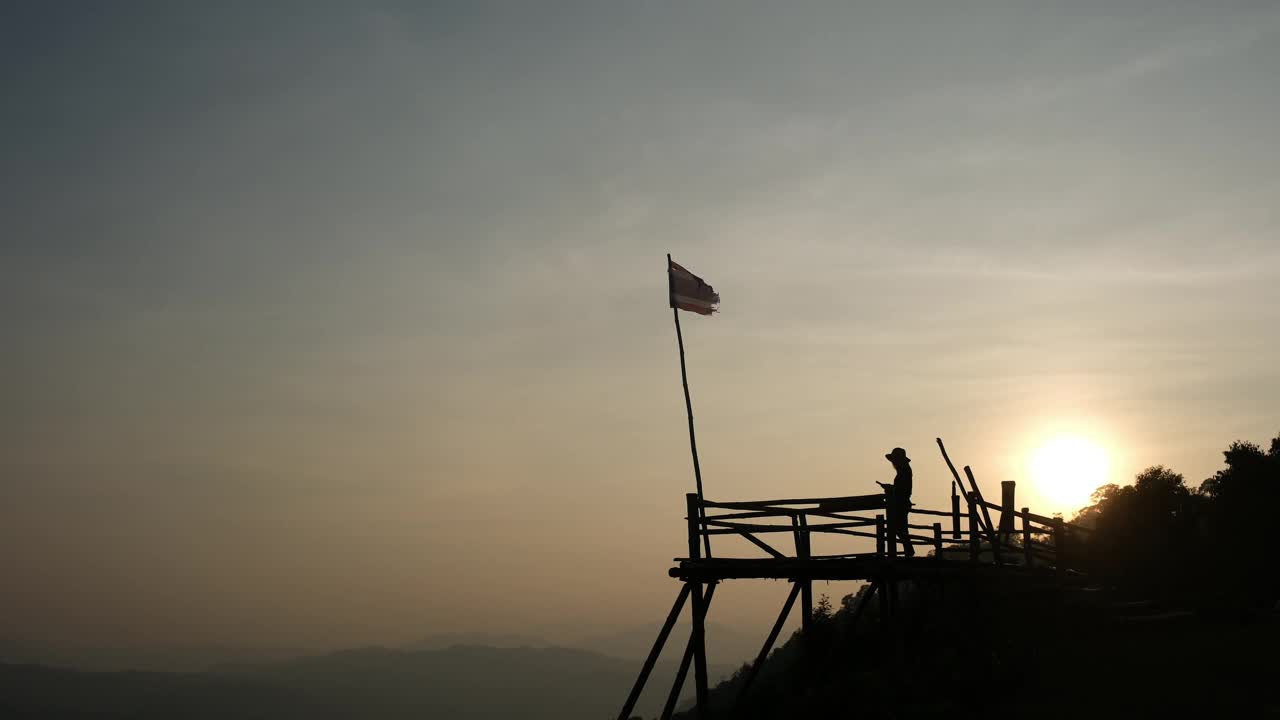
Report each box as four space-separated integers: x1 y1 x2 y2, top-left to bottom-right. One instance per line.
617 439 1102 720
669 553 1064 582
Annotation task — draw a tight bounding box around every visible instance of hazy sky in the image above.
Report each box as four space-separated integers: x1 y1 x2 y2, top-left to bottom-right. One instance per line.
4 2 1279 661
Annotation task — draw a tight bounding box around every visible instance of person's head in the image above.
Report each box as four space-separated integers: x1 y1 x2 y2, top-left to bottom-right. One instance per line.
885 447 910 467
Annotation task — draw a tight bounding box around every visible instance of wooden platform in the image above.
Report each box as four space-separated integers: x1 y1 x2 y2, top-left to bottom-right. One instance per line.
670 554 1063 582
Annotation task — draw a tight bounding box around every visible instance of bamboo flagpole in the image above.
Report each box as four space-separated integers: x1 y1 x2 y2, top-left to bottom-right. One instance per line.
668 254 720 560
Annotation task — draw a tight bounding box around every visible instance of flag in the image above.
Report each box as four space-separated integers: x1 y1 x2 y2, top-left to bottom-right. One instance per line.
668 259 720 315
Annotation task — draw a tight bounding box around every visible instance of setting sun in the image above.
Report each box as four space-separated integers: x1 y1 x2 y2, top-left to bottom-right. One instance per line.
1029 435 1110 512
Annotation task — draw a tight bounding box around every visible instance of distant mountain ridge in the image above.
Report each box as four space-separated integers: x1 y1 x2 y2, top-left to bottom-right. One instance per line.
404 631 548 650
1 644 735 719
576 620 764 666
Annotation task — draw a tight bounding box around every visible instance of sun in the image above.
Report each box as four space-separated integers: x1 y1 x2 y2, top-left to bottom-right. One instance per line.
1028 435 1109 512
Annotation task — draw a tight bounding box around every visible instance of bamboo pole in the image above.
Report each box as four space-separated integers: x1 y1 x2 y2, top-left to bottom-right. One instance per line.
616 584 692 720
660 583 716 720
670 254 712 560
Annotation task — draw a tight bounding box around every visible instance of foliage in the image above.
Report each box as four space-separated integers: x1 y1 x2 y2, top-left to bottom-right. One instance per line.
1073 432 1280 609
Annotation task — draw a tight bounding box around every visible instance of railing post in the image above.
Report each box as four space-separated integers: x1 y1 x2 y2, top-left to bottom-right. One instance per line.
887 512 898 560
883 487 897 559
968 497 980 563
999 481 1016 541
950 484 961 540
1053 518 1066 580
875 515 885 557
988 481 1009 566
795 513 812 631
932 522 943 557
1021 507 1032 567
686 493 702 561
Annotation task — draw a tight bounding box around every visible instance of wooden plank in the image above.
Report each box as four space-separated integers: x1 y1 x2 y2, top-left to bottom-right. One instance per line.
703 509 793 521
704 493 885 511
668 559 1040 582
909 508 954 518
815 495 888 512
1020 508 1061 526
706 507 884 523
706 525 885 535
802 510 881 523
703 519 878 534
818 528 881 541
933 523 943 556
617 584 692 720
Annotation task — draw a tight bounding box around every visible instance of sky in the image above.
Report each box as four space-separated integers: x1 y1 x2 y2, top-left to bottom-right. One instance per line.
3 1 1279 665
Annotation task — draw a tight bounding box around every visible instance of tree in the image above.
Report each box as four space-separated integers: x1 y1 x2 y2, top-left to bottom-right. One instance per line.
1080 466 1201 595
1074 433 1280 609
1196 434 1280 607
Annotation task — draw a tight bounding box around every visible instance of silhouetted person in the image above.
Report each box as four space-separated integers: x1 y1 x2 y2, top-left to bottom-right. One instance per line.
877 447 914 557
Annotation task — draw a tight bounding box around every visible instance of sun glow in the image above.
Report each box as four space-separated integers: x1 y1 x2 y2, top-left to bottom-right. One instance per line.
1029 435 1109 512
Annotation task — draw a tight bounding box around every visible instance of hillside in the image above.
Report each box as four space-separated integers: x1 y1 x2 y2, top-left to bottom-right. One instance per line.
672 578 1280 719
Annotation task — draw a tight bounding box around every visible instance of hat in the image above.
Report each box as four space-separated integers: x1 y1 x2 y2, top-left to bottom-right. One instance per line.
885 447 910 463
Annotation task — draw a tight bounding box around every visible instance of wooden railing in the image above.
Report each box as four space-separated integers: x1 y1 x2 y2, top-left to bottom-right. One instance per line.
683 480 1092 574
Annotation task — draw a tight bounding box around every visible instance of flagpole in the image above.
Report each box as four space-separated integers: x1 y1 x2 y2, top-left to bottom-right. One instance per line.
669 253 713 559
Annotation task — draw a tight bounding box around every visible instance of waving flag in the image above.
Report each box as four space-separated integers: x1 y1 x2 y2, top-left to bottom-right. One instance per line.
668 259 720 315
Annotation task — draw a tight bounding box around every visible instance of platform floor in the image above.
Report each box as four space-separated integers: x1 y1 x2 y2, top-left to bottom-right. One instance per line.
670 554 1062 582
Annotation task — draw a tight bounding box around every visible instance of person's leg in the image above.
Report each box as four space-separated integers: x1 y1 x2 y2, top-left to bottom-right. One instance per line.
894 508 914 556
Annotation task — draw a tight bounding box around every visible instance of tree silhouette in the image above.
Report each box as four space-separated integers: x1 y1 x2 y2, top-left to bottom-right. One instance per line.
1075 432 1280 609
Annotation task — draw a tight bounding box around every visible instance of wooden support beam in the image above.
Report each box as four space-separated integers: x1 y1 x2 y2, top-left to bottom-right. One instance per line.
936 437 968 495
968 499 980 563
1022 507 1033 567
884 488 898 560
690 583 709 719
617 584 692 720
964 466 997 541
1053 518 1066 580
705 494 884 511
875 515 885 557
951 485 961 540
933 522 943 557
687 493 703 562
999 481 1016 539
734 582 801 708
702 518 876 534
795 514 813 630
737 531 785 559
660 583 716 720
